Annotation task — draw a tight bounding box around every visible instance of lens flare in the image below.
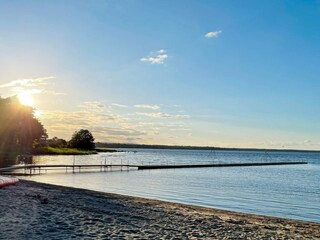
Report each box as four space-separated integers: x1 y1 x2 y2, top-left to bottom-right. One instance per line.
18 92 34 106
34 109 42 118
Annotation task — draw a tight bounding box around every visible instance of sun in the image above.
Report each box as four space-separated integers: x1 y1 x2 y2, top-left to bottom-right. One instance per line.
18 92 34 106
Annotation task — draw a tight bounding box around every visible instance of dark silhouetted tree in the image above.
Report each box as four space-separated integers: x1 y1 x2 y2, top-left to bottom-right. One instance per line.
0 96 47 153
68 129 95 150
47 137 68 148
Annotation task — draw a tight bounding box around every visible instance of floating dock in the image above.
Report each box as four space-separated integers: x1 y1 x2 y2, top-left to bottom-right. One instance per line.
0 161 308 175
137 161 308 170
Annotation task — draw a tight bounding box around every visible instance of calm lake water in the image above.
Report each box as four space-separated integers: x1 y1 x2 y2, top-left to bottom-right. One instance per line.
22 149 320 223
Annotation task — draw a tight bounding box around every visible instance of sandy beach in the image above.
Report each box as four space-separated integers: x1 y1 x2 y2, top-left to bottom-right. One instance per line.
0 180 319 239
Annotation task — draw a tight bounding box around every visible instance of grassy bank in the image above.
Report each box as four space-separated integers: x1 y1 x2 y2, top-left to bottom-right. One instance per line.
32 147 117 155
32 147 98 155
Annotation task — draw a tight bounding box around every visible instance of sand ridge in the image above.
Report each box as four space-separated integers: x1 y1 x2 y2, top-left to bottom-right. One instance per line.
0 180 319 239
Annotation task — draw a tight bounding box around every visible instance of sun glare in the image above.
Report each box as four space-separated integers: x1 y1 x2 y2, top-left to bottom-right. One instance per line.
33 109 42 118
18 92 34 106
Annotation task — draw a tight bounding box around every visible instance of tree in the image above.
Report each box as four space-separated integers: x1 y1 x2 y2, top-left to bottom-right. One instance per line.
47 137 68 148
68 129 95 150
0 96 47 153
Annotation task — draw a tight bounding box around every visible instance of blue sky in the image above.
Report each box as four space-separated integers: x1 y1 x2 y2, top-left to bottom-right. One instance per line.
0 0 319 149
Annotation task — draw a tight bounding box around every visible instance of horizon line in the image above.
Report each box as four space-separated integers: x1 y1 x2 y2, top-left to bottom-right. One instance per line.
96 142 320 153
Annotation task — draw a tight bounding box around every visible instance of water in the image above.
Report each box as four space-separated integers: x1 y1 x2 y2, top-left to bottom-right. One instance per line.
23 149 320 223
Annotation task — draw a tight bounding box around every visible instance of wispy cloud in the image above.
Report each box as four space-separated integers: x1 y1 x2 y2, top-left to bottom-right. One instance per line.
91 126 145 137
169 128 191 131
0 76 65 96
112 103 128 108
136 112 190 119
0 77 54 88
40 100 192 144
134 104 160 110
205 30 222 38
41 110 126 124
11 88 42 95
78 101 105 112
140 50 168 64
158 49 166 54
42 90 66 95
40 105 144 142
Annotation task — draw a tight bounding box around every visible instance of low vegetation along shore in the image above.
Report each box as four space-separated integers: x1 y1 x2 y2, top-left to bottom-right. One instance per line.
0 181 319 239
32 147 117 155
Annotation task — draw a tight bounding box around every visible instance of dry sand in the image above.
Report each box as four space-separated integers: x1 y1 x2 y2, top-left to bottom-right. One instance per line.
0 180 319 239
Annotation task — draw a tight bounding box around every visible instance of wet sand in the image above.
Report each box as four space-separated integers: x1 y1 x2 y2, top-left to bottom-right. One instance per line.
0 180 319 239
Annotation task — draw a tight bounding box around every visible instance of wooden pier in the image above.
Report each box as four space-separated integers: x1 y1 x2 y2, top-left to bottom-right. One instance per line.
0 161 307 175
136 161 308 170
0 164 134 175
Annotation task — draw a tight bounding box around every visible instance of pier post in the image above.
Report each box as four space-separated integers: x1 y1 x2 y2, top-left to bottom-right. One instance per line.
73 155 75 173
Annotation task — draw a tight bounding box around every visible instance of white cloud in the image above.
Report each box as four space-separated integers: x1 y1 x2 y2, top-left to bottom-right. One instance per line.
205 30 222 38
0 76 65 96
0 76 54 88
38 98 192 143
140 55 168 64
11 87 42 95
41 110 125 124
91 126 145 137
112 103 128 108
134 104 160 110
42 90 66 95
136 112 190 119
78 101 106 112
140 50 168 64
40 106 146 142
169 128 191 131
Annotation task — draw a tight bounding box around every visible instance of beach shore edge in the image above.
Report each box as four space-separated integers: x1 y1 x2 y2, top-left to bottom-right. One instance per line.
0 180 319 239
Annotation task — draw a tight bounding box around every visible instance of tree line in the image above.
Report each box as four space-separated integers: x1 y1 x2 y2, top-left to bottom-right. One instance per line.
47 129 95 150
0 96 95 155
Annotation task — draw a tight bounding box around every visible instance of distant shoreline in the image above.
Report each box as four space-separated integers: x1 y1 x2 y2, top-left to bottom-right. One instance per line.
96 142 320 153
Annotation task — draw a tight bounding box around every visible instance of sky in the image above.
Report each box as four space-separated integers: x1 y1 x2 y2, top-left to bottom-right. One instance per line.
0 0 319 150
